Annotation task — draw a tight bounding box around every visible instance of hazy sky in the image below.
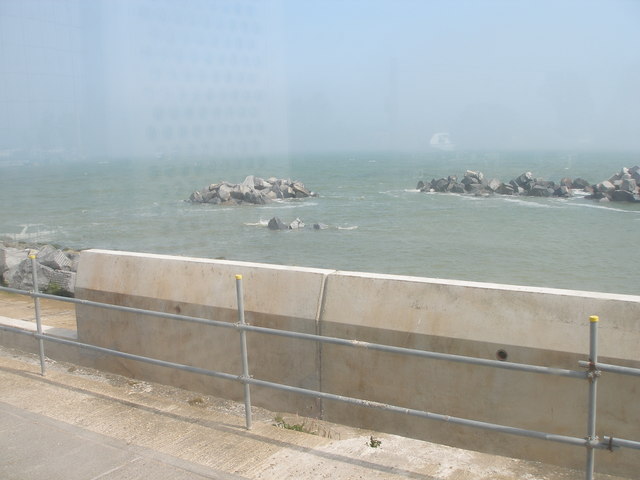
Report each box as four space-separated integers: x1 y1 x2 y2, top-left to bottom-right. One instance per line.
0 0 639 158
284 0 640 153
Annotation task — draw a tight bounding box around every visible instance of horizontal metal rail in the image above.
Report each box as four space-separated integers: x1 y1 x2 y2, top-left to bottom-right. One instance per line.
0 323 240 383
0 286 585 380
0 322 600 450
602 436 640 451
578 360 640 377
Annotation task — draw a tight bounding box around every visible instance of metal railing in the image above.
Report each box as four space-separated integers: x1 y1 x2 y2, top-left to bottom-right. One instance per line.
0 256 639 480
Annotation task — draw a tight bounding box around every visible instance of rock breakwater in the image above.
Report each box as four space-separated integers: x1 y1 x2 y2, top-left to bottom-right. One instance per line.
0 242 78 296
418 166 640 202
189 175 317 205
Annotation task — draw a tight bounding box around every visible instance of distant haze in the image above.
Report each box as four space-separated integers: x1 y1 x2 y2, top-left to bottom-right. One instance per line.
1 0 639 160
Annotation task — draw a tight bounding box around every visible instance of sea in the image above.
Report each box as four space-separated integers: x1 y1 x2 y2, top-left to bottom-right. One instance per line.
1 151 639 296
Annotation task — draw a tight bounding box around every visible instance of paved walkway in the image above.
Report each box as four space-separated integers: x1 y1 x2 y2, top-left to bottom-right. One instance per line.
0 346 630 480
1 401 240 480
0 291 77 330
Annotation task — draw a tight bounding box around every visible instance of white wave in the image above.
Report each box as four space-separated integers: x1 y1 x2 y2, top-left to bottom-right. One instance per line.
571 189 589 198
0 224 57 242
404 189 420 193
497 197 557 208
244 219 269 226
338 225 358 230
260 202 318 210
458 195 486 202
379 190 407 198
565 202 640 214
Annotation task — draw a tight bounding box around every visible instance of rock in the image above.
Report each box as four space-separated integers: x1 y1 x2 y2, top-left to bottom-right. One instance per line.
3 258 49 291
554 186 572 197
254 177 270 190
534 180 556 189
572 178 591 190
433 178 449 192
244 190 268 205
292 182 311 198
285 186 297 198
43 269 76 295
416 180 425 190
241 175 256 188
609 168 628 183
465 183 485 194
464 170 484 182
217 184 232 202
201 190 218 203
529 185 553 197
0 246 24 275
189 190 203 203
585 192 605 200
620 178 637 193
560 177 573 188
486 178 502 192
37 245 73 271
289 218 305 229
313 223 329 230
267 217 288 230
596 181 616 194
611 190 638 202
230 185 248 201
495 183 515 195
460 176 475 187
515 172 534 189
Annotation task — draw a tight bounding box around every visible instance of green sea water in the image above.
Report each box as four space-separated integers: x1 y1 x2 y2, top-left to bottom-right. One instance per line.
1 151 639 295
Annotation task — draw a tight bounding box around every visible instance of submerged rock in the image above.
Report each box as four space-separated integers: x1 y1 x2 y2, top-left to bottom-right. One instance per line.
267 217 288 230
289 218 305 229
266 217 332 231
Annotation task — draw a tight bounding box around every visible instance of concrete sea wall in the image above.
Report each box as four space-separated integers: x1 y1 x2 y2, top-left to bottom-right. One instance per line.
5 249 640 477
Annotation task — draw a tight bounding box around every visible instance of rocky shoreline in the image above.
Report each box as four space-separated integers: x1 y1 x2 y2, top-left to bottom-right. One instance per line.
417 165 640 202
0 242 78 297
188 175 317 205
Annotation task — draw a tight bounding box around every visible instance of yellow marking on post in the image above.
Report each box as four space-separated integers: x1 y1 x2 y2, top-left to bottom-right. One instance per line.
589 315 599 323
236 274 243 280
28 254 36 260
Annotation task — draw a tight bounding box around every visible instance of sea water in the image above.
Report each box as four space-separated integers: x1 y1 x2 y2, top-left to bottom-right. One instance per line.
1 151 639 296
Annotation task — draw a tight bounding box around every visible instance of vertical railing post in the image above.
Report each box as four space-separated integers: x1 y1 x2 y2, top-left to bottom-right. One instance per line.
235 274 252 430
585 315 600 480
29 253 46 376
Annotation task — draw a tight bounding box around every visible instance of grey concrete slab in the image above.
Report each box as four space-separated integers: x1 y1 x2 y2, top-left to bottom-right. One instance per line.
0 402 245 480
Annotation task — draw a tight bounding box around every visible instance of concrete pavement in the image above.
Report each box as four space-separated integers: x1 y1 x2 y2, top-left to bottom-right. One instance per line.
0 346 631 480
1 402 241 480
